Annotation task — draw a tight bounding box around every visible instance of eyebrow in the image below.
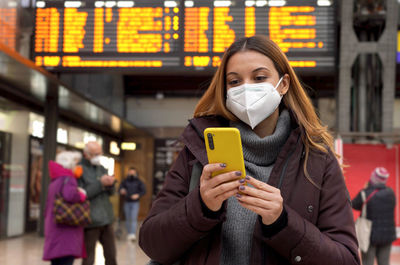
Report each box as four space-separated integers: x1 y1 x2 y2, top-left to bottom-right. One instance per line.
226 67 271 77
226 71 238 76
252 67 271 73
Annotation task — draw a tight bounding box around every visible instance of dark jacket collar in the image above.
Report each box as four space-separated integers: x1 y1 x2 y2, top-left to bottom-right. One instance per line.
368 183 387 190
81 158 94 168
180 115 225 166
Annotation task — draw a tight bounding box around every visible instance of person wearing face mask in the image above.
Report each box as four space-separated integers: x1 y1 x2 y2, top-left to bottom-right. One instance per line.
119 167 146 241
43 151 87 265
139 36 360 265
78 141 117 265
352 167 396 265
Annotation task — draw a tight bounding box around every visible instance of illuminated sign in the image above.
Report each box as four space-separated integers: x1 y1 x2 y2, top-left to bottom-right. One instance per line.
33 0 336 73
0 7 17 51
109 141 120 155
121 142 137 151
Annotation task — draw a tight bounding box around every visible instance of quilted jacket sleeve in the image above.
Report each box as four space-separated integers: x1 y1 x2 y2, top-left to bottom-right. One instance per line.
79 165 108 199
138 180 146 197
139 147 225 264
258 152 360 265
351 191 363 211
61 177 82 203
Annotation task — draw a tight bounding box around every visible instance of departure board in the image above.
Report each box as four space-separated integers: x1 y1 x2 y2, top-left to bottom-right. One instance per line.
33 0 336 73
0 7 17 51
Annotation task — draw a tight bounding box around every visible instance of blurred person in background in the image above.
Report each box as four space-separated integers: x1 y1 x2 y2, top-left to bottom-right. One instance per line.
43 151 87 265
352 167 396 265
139 35 360 265
119 167 146 241
355 0 386 15
79 141 117 265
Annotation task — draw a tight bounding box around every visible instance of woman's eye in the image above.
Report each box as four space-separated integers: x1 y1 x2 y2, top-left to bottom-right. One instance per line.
255 76 267 81
228 79 240 86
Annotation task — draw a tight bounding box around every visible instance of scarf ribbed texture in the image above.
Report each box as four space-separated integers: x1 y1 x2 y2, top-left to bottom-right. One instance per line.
220 110 291 265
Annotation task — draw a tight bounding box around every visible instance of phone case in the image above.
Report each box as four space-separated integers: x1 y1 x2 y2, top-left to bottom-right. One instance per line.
204 127 246 178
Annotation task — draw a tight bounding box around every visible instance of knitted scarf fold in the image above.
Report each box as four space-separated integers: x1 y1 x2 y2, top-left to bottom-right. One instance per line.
220 110 291 265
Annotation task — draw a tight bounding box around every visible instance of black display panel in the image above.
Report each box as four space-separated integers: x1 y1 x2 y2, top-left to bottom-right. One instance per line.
33 0 336 73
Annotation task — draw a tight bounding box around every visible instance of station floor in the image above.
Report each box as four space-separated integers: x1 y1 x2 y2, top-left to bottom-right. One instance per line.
0 232 150 265
1 232 400 265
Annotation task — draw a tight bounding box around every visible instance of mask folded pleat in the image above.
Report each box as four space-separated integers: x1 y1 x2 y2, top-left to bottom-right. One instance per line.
226 77 283 129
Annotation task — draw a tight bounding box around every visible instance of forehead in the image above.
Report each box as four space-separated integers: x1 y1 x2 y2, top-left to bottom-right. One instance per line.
89 143 102 153
226 50 276 74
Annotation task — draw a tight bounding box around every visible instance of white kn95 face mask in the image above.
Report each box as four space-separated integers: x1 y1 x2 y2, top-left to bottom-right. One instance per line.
226 77 283 129
90 155 102 166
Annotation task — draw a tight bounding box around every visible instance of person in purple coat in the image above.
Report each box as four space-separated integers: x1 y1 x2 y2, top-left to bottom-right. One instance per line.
43 151 87 265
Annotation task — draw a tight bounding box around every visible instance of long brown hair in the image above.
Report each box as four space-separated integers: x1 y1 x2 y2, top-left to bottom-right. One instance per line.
194 36 335 188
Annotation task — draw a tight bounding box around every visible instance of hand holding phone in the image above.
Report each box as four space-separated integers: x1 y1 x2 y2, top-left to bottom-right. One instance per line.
199 128 246 212
204 128 246 178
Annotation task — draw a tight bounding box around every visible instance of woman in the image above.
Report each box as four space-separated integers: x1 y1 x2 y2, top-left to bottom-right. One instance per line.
119 166 146 241
352 167 396 265
43 151 87 265
139 36 360 265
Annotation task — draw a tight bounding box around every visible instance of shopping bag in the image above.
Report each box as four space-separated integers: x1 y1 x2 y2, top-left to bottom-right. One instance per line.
53 178 92 226
355 215 372 252
53 193 91 226
355 190 373 253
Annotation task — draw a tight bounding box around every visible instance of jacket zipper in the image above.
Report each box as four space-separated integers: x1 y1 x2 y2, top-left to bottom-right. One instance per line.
277 135 300 189
262 134 300 264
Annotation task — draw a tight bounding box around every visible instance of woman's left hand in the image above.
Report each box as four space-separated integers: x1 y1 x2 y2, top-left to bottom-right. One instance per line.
236 176 283 225
131 194 140 200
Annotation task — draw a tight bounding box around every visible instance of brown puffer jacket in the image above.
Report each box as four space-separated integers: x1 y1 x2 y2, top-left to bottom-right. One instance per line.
139 114 360 265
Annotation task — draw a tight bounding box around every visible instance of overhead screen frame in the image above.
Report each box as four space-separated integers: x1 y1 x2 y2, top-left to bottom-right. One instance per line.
32 0 338 75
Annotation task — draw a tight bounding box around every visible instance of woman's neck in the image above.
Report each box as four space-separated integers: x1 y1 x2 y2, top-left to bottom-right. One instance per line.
253 109 279 138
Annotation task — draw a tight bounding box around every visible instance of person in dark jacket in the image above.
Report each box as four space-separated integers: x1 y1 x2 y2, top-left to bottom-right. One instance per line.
139 36 360 265
78 141 117 265
352 167 396 265
119 167 146 241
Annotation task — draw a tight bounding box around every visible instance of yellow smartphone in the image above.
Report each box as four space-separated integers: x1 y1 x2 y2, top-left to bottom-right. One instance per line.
204 127 246 178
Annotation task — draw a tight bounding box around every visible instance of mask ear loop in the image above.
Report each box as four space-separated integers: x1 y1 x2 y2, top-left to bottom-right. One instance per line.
275 76 285 97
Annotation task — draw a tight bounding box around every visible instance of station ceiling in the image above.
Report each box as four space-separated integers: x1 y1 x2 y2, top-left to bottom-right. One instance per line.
0 43 150 139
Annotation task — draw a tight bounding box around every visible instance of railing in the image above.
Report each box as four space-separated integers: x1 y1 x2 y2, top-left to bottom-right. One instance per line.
335 131 400 144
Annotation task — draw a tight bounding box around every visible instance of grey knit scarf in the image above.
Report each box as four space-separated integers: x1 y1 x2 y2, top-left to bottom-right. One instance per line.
220 110 291 265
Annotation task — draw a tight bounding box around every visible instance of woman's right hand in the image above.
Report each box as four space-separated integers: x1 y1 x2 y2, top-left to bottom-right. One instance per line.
199 163 243 212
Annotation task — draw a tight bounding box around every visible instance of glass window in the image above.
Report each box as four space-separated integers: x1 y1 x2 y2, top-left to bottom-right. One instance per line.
29 112 44 138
